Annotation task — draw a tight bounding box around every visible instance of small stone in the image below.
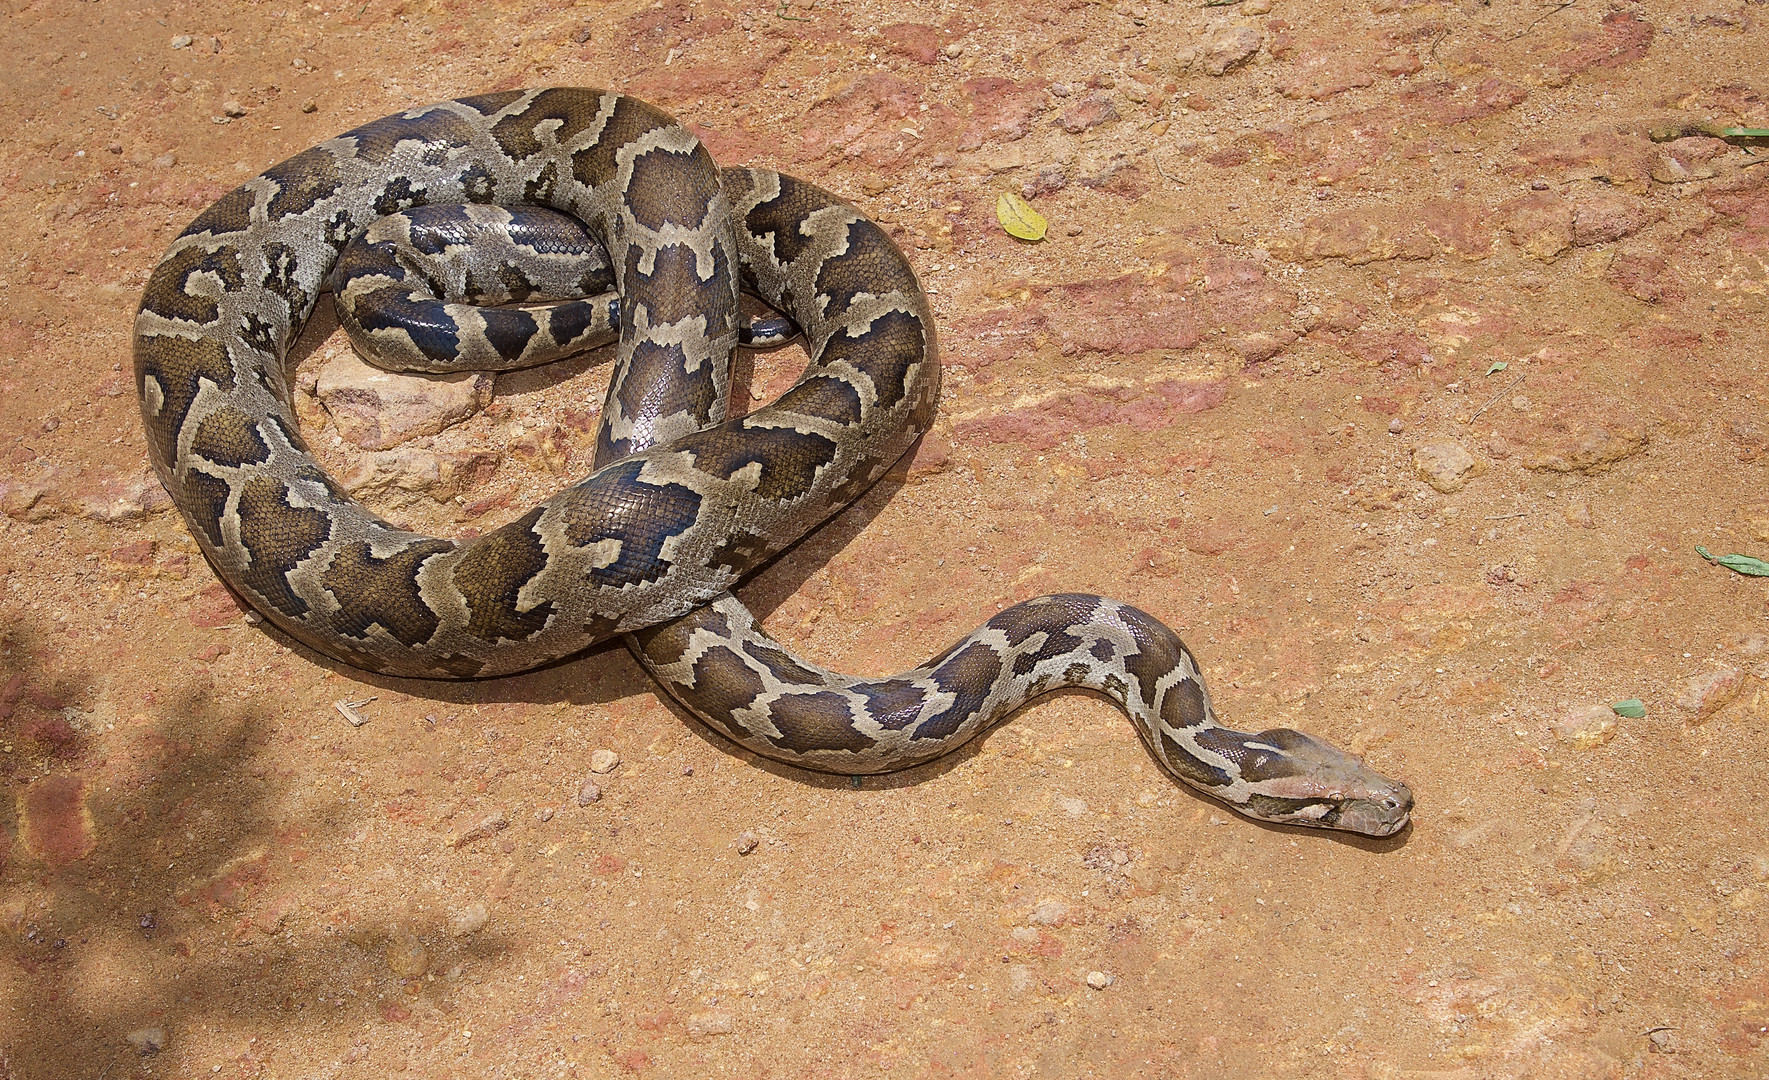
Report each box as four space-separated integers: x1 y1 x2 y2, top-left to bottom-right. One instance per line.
127 1026 167 1055
1571 195 1660 248
1200 27 1262 76
1056 91 1119 134
1231 330 1296 364
169 34 193 48
1387 418 1405 434
1564 500 1594 528
1648 1028 1675 1053
316 351 493 450
589 748 620 774
1411 438 1479 493
448 810 508 848
687 1009 734 1037
1677 667 1743 720
222 100 247 117
1551 705 1616 749
338 447 497 506
535 806 555 822
448 902 490 937
1242 0 1272 11
571 25 592 43
386 930 431 978
736 832 759 855
575 779 602 806
1086 970 1111 990
301 99 318 113
1029 899 1070 926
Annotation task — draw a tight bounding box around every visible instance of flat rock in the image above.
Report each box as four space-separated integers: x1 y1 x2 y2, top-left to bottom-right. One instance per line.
1571 195 1662 247
316 351 494 450
1551 705 1617 749
1200 27 1262 76
339 447 497 505
1677 666 1743 720
1412 438 1480 493
1499 192 1573 260
1521 413 1647 474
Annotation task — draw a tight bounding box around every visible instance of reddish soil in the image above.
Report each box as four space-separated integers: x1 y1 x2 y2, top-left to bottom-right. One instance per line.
1 0 1767 1076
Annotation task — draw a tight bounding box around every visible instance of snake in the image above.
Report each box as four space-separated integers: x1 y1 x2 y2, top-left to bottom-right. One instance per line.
133 87 1413 837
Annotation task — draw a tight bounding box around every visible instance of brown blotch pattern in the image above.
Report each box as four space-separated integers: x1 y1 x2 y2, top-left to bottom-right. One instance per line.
263 147 344 221
322 538 455 646
135 335 238 469
1160 677 1210 731
772 374 863 427
1117 604 1190 710
181 185 256 239
451 506 556 643
815 310 925 411
189 407 270 468
234 476 332 619
346 107 480 166
811 220 923 322
742 173 836 267
180 470 234 550
141 245 246 326
621 242 736 332
766 692 875 754
675 423 837 503
624 145 721 232
917 642 1004 741
1158 730 1232 788
565 95 670 184
686 645 766 736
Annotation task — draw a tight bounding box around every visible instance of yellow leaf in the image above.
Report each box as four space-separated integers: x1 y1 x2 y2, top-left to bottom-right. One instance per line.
995 191 1048 242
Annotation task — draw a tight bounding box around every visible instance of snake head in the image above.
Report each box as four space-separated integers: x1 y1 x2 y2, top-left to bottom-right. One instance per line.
1235 728 1413 838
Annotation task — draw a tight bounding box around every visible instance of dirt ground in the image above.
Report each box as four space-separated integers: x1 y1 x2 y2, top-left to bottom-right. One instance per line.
2 0 1768 1075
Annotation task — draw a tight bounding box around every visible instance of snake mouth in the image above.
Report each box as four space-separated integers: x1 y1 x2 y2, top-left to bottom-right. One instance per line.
1334 792 1413 838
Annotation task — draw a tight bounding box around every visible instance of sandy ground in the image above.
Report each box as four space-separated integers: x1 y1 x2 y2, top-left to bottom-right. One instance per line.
2 0 1768 1075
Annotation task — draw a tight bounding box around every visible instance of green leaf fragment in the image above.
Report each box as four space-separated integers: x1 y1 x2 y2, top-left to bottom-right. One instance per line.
1485 361 1508 375
1722 127 1769 138
1695 546 1769 576
995 191 1048 242
1611 699 1645 719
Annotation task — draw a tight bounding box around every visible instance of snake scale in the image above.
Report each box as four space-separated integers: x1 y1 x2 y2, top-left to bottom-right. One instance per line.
134 88 1412 837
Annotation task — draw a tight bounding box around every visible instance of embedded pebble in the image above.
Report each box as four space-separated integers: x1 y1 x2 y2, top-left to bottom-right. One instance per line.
222 100 247 117
589 748 621 774
1387 418 1405 434
448 810 508 848
535 806 555 822
385 930 431 978
1551 705 1617 749
1677 666 1743 720
736 831 759 855
576 779 603 806
169 34 193 48
301 99 318 113
1029 899 1070 925
1200 27 1262 76
688 1009 734 1037
1086 970 1112 990
127 1026 167 1055
449 902 490 937
1411 438 1479 493
314 351 493 450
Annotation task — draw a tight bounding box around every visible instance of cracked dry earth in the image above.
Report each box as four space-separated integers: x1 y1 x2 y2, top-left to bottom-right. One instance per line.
1 0 1768 1076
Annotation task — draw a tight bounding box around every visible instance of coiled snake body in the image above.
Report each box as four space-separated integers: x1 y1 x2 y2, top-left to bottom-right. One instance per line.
134 88 1411 837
